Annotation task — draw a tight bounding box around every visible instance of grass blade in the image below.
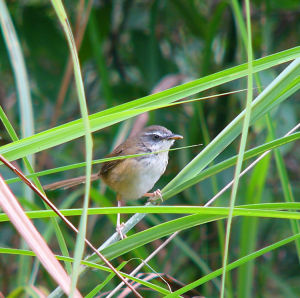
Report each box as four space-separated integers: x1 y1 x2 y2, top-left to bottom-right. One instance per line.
1 48 299 163
0 177 81 297
163 58 300 194
164 233 300 297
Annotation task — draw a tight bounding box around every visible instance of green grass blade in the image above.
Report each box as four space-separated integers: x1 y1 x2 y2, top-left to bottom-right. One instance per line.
0 48 299 163
163 58 300 195
3 124 299 193
164 233 300 297
50 0 93 295
163 132 300 200
0 248 170 296
3 204 300 222
221 2 254 295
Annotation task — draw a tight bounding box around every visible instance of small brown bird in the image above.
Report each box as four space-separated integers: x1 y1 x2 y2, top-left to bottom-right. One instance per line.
44 125 183 236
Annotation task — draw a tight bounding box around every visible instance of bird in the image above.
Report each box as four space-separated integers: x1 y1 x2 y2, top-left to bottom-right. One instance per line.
44 125 183 237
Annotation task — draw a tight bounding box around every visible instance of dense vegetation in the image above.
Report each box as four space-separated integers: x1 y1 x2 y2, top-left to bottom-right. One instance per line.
0 0 299 297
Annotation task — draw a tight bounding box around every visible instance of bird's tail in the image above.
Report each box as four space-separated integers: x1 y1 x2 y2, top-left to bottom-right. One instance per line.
44 173 99 191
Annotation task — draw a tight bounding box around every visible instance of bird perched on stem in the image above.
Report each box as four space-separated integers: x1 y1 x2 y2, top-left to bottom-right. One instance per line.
44 125 183 238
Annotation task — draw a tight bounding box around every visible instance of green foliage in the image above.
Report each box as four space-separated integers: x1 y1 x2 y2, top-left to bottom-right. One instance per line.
0 1 299 297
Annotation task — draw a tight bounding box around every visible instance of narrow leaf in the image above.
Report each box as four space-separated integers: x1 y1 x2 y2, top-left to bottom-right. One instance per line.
0 176 82 297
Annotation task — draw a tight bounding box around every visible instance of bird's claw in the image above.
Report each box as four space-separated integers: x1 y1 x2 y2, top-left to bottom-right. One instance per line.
148 189 163 204
116 222 127 240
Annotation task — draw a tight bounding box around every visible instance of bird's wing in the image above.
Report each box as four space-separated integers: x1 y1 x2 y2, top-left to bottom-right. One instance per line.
99 138 150 177
99 145 125 176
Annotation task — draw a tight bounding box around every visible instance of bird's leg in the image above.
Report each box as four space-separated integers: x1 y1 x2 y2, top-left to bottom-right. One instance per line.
116 195 126 240
144 189 163 203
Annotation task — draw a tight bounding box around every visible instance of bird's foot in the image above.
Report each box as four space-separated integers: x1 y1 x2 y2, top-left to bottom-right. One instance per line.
144 189 163 204
116 222 127 240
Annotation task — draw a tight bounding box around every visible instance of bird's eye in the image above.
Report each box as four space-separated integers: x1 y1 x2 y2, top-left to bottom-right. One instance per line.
152 134 160 140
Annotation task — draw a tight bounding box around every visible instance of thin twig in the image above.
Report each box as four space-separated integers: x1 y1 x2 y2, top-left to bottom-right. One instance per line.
0 154 142 298
107 231 178 297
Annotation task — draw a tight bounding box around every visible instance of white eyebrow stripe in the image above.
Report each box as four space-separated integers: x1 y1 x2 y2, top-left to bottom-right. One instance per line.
144 131 166 137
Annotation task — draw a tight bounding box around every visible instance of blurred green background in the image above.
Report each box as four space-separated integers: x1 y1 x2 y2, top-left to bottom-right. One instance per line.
0 0 299 297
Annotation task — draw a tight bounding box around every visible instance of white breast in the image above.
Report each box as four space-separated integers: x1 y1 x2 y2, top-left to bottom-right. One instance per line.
117 152 169 200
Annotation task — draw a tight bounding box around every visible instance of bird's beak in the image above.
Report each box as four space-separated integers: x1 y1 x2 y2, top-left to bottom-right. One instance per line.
168 134 183 140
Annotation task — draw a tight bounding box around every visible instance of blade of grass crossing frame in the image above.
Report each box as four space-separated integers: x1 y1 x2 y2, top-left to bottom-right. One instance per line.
163 58 300 197
3 204 300 223
0 47 300 164
221 1 254 296
231 0 271 292
50 3 141 297
50 0 94 295
84 207 300 264
4 132 300 201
